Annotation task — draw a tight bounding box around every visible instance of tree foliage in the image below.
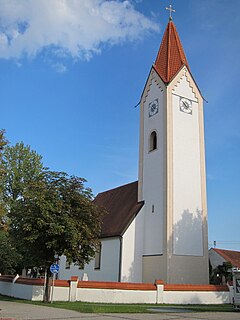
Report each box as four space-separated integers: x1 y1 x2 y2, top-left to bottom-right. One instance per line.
0 231 21 274
1 142 44 202
0 131 21 274
210 261 233 285
10 171 103 268
1 141 105 301
0 129 8 229
0 129 7 154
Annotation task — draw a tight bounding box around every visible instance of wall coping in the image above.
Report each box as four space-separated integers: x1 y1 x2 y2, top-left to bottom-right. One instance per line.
0 276 229 292
0 275 44 286
164 284 229 292
0 276 69 287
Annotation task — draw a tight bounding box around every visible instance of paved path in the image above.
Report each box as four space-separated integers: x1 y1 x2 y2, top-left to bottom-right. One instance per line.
0 301 239 320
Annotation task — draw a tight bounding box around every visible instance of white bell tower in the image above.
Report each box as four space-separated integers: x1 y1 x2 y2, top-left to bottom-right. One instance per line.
138 18 209 284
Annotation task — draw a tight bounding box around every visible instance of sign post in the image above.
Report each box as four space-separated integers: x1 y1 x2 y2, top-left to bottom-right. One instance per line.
50 264 59 304
232 267 240 310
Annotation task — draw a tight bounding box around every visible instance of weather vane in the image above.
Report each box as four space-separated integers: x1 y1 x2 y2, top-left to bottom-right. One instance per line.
166 4 176 21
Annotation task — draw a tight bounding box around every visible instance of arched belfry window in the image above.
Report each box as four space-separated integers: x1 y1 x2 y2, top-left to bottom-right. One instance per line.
149 131 157 152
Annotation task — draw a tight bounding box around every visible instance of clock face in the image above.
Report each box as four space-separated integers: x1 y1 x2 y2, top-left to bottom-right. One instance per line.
180 98 192 115
148 99 159 117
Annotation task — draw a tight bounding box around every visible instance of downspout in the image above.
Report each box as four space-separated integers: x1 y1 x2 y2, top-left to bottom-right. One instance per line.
118 236 123 282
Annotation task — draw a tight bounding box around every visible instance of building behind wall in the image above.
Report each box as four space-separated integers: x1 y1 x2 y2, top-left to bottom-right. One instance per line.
59 17 209 285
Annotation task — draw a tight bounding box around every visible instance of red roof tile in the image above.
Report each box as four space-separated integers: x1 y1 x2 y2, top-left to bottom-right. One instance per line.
154 21 189 83
213 248 240 268
94 181 144 238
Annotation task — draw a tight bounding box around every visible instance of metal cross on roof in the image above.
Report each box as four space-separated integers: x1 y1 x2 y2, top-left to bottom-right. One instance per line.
166 4 176 21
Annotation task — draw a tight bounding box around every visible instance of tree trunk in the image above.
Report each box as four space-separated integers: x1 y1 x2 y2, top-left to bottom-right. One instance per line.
43 267 51 303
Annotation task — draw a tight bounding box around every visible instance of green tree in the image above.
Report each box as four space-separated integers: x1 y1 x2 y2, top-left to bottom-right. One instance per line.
0 129 8 229
0 231 21 274
0 131 21 274
1 142 44 202
1 141 44 232
9 171 104 302
0 129 7 152
1 142 104 302
0 141 44 273
210 261 233 284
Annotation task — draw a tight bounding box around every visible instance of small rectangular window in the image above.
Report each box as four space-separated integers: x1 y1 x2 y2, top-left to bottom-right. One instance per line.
94 243 102 270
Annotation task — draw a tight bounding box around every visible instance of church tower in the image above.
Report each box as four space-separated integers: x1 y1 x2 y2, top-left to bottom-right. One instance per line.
138 17 209 284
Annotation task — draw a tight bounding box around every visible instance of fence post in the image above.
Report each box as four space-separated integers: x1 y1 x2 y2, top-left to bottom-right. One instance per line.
155 280 164 304
69 276 78 302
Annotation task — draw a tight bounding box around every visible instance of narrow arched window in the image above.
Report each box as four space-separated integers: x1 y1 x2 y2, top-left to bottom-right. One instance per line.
149 131 157 152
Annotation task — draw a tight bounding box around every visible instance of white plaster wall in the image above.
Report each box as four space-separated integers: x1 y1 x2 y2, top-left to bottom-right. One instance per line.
163 291 230 304
0 281 12 297
142 73 166 255
51 286 69 301
58 237 120 282
0 282 43 300
228 285 234 304
32 286 44 301
77 288 156 304
11 283 37 300
172 75 203 256
121 207 144 282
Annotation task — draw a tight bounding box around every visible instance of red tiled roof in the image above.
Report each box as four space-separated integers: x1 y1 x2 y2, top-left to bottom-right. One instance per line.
94 181 144 238
213 248 240 268
154 21 190 83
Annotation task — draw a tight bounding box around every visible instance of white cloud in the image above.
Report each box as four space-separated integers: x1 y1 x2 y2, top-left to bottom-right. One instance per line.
52 62 67 73
0 0 159 61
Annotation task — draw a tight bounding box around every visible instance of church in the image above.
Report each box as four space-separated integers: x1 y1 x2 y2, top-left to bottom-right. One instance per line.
59 13 209 285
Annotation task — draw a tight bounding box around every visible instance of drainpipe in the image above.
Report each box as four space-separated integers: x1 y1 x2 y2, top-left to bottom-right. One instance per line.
118 236 123 282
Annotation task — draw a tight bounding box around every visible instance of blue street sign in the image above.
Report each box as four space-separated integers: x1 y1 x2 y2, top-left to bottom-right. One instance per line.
50 263 59 274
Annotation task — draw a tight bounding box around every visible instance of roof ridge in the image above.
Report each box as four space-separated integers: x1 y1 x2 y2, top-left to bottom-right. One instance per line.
96 180 138 196
166 21 171 82
172 22 187 66
213 248 240 253
212 248 240 268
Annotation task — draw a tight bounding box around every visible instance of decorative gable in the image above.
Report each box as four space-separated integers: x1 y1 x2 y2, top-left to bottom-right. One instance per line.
141 67 165 106
171 66 199 102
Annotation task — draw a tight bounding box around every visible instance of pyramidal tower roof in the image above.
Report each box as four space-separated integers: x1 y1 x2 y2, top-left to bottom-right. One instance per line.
154 20 190 83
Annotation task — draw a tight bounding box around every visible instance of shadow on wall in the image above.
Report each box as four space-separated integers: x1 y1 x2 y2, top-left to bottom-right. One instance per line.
165 207 209 284
119 207 213 286
32 285 44 301
122 208 206 283
121 263 134 282
173 208 204 256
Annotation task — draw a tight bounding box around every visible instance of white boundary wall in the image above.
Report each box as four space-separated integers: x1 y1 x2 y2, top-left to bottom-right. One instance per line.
0 280 44 301
162 291 229 304
0 276 230 304
77 288 156 304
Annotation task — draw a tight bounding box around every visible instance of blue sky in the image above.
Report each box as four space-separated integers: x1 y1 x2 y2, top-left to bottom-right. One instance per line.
0 0 239 251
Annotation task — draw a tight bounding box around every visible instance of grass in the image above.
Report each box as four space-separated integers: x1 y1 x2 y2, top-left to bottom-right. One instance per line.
0 294 235 313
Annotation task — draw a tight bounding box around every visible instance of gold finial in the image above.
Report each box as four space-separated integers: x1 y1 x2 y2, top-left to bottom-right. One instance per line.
166 4 176 21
